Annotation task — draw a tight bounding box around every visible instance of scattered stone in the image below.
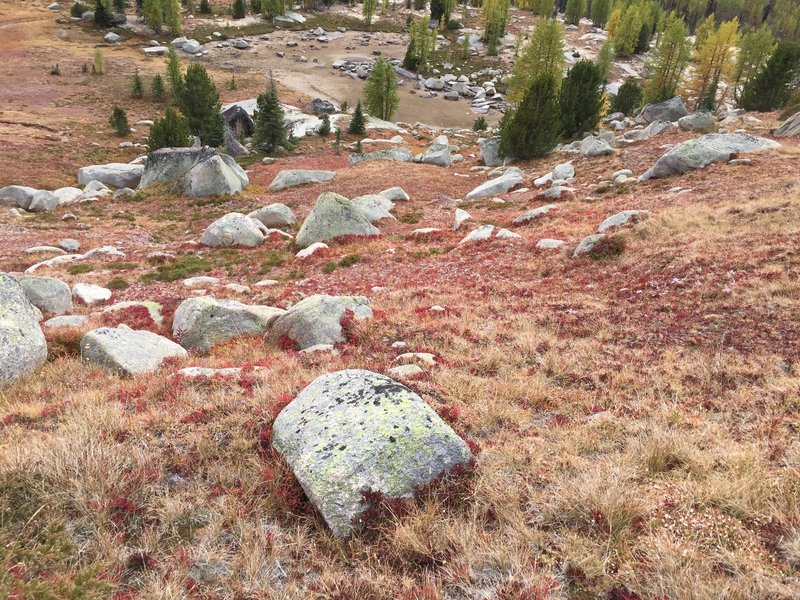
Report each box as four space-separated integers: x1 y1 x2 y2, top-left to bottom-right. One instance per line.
351 194 396 222
81 326 187 375
379 187 410 202
248 203 297 228
388 364 424 377
43 315 89 329
72 283 112 305
411 227 442 237
306 98 337 115
453 208 472 231
347 147 414 166
635 96 688 125
24 246 66 256
513 204 557 225
678 110 716 132
580 137 614 157
418 136 453 167
200 213 267 248
774 111 800 137
184 276 219 288
0 274 48 386
18 276 73 316
496 228 522 240
139 147 248 196
459 224 494 244
104 32 120 44
597 210 650 233
28 191 59 212
268 169 336 192
77 163 143 189
296 242 329 259
295 192 380 249
536 238 565 249
271 369 472 537
465 168 524 200
172 297 285 354
266 294 372 350
573 233 605 257
538 185 575 200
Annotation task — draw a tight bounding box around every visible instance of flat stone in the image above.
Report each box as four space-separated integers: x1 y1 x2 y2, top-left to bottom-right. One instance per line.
81 326 187 375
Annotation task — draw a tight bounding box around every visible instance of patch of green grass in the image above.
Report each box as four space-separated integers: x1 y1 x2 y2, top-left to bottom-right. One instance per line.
338 253 360 268
588 235 626 261
112 212 135 222
323 261 337 274
399 213 422 224
67 264 94 275
107 277 129 290
104 262 137 271
189 19 276 41
285 270 305 280
140 255 212 282
259 251 287 274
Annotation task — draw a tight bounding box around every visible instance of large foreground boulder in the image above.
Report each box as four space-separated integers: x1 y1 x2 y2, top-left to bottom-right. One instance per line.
465 167 524 200
77 163 143 189
775 112 800 137
139 147 248 196
295 192 380 248
81 326 187 375
635 96 688 125
272 369 473 537
268 169 336 192
172 297 285 354
18 275 73 315
200 213 268 247
0 274 48 386
266 294 372 350
640 133 780 181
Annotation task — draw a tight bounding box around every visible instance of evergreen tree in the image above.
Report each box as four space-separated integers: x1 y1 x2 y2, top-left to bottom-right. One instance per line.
740 42 800 111
178 64 224 147
262 0 285 18
508 18 564 103
93 48 105 75
473 116 487 131
595 40 614 80
251 0 261 11
165 46 183 98
132 70 144 98
531 0 554 17
232 0 246 18
693 14 716 51
430 0 445 23
612 2 643 56
681 18 739 110
199 0 212 12
404 17 434 70
94 0 112 27
162 0 181 35
734 25 776 99
500 74 562 159
109 106 131 136
151 73 166 101
348 100 367 134
483 0 510 56
142 0 163 32
559 60 604 136
611 78 643 115
148 107 191 150
590 0 612 28
363 0 377 27
363 57 399 121
565 0 585 26
252 82 291 153
643 12 690 102
113 0 125 11
318 113 331 136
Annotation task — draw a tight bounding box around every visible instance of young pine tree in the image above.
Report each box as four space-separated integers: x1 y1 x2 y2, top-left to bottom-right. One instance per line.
162 0 182 35
132 70 144 98
165 46 183 98
94 0 113 27
363 0 377 27
740 42 800 111
611 78 643 115
109 106 131 136
199 0 212 13
507 18 564 103
142 0 163 32
232 0 246 18
93 48 106 74
151 73 166 101
252 82 291 153
430 0 446 23
590 0 612 28
559 59 604 136
564 0 585 26
734 25 777 100
363 57 399 121
643 12 690 102
318 113 331 137
500 74 562 159
148 107 191 150
178 64 224 147
348 100 367 134
531 0 554 17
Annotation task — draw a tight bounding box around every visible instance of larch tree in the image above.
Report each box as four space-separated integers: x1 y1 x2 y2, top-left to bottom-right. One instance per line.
590 0 612 28
681 18 740 110
363 0 377 27
165 46 183 98
643 11 690 102
507 18 565 103
483 0 510 56
142 0 163 32
734 25 776 100
162 0 181 35
612 2 643 57
693 14 716 50
363 57 399 121
403 16 435 71
565 0 586 25
530 0 554 17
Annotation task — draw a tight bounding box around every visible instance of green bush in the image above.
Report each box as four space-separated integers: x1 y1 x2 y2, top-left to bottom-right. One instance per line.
611 78 643 116
148 107 191 150
500 74 562 159
473 116 488 131
740 42 800 112
559 59 604 136
109 106 131 136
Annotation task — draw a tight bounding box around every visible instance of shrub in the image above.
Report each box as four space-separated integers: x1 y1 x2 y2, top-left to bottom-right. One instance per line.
199 0 212 12
559 59 604 136
147 107 191 150
93 48 105 74
49 64 60 76
71 2 90 17
68 264 94 275
232 0 246 18
109 106 131 136
107 277 129 290
500 74 561 159
473 116 487 131
611 78 643 115
740 42 800 112
94 0 112 26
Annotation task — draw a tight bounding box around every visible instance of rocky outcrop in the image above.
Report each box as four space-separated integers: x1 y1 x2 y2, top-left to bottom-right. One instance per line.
775 112 800 137
295 192 380 248
347 147 414 166
268 169 336 192
272 369 472 537
0 274 48 386
139 147 248 196
77 163 143 189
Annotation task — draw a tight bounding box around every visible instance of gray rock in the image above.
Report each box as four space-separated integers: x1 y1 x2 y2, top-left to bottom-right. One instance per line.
268 169 336 192
77 163 143 189
223 127 249 158
480 136 502 167
266 294 372 350
465 168 524 200
418 140 453 167
139 147 247 196
272 369 472 537
72 283 111 305
0 274 47 386
635 96 688 125
306 98 337 115
200 213 267 247
424 77 446 90
580 137 614 157
573 233 605 257
28 191 60 212
379 187 410 201
678 110 716 132
347 147 414 166
774 111 800 137
459 224 494 244
295 192 380 248
81 326 187 375
43 315 89 329
453 208 471 230
640 133 780 181
539 185 575 200
512 204 557 225
247 203 297 228
112 187 136 200
552 161 575 180
351 194 396 222
18 276 73 315
182 39 202 54
172 297 285 354
233 38 250 49
53 187 83 205
139 148 201 188
104 32 121 44
0 185 38 208
597 210 650 233
59 239 80 252
624 120 672 141
536 238 565 249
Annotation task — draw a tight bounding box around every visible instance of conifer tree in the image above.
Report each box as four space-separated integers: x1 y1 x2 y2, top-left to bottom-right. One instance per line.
162 0 181 34
508 18 564 103
500 74 562 159
178 64 224 147
318 113 331 136
151 73 166 101
693 14 716 51
165 46 183 98
232 0 246 18
643 12 690 102
363 0 377 26
611 78 643 115
109 106 131 136
403 16 434 71
590 0 612 28
531 0 554 17
132 70 144 98
565 0 585 26
740 42 800 111
734 25 776 99
199 0 212 12
682 18 739 110
483 0 510 56
142 0 163 31
364 57 399 121
595 40 614 80
93 48 105 75
348 100 367 134
148 107 191 150
252 81 291 153
94 0 113 27
559 59 604 136
430 0 445 23
612 2 643 56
